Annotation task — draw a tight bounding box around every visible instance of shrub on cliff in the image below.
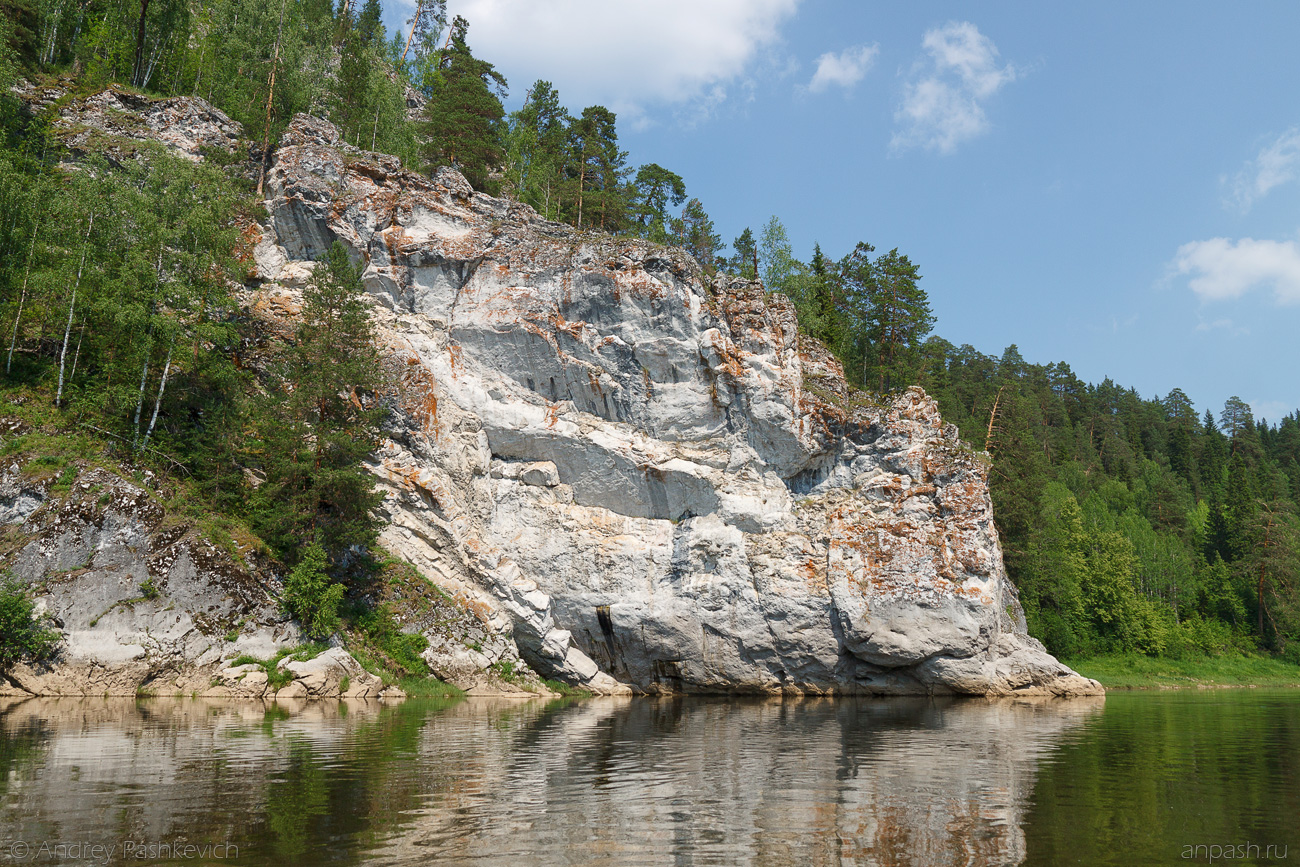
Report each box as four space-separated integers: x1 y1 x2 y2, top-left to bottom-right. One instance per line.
282 544 344 639
0 579 61 669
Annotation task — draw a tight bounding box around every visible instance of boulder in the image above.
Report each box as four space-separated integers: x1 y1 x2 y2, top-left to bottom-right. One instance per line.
280 647 383 698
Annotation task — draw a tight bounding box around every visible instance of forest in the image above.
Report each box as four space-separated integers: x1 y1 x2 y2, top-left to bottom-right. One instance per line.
1 0 1297 662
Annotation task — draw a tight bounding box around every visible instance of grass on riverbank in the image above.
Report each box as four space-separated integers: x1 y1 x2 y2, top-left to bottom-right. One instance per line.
1062 654 1300 689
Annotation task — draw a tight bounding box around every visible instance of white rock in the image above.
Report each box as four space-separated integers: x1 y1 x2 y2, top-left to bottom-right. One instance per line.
519 461 559 487
243 114 1099 696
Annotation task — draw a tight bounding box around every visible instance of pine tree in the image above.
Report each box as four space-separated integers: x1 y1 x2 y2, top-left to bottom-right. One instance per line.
837 244 933 392
586 107 631 232
791 242 844 351
676 198 723 273
420 15 506 191
564 105 628 230
400 0 446 76
250 242 386 565
728 228 757 278
502 80 570 219
632 163 686 241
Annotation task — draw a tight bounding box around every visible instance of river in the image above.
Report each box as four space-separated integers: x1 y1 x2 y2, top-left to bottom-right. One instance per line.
1 691 1296 865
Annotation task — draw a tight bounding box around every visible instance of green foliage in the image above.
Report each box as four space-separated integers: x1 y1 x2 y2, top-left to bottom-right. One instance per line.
0 8 20 91
758 215 800 296
566 104 630 231
1063 653 1300 689
401 0 448 93
420 15 506 190
540 678 592 697
395 675 463 697
501 79 570 220
347 602 430 679
632 163 686 241
282 543 344 638
727 227 757 279
232 642 327 689
919 342 1300 660
0 579 60 668
249 241 385 565
50 464 77 490
500 80 686 242
674 197 724 273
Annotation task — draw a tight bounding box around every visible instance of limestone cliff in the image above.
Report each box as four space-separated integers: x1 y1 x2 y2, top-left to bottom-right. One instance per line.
4 88 1100 697
248 114 1098 696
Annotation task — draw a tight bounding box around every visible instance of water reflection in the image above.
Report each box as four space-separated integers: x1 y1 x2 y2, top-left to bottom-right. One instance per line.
0 695 1103 866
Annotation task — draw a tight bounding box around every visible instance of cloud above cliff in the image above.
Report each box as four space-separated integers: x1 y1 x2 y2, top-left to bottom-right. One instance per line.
1226 127 1300 213
439 0 801 123
808 44 879 93
1173 236 1300 305
891 21 1019 154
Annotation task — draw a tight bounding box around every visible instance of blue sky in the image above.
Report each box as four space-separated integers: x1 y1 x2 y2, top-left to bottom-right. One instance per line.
383 1 1300 425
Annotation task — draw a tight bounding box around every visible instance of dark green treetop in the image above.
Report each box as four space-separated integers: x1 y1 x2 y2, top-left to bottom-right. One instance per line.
420 15 507 191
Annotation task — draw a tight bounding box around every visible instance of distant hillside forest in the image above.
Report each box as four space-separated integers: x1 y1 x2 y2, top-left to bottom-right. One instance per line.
1 0 1297 660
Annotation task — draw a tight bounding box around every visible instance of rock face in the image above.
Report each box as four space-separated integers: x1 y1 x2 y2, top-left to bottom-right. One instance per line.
4 91 1099 697
0 464 298 696
246 114 1101 697
17 81 244 164
0 452 536 697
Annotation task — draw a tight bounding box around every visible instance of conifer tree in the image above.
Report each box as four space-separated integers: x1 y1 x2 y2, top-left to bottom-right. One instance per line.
251 242 386 565
676 198 723 273
502 80 569 219
728 228 757 278
584 107 631 232
565 105 627 229
863 247 932 392
802 243 843 349
632 163 686 241
420 15 506 191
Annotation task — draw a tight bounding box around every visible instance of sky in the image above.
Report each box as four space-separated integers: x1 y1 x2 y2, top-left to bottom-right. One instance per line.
381 1 1300 426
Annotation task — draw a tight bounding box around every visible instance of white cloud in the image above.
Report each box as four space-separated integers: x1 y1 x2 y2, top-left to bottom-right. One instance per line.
891 21 1018 154
1193 317 1249 337
1228 128 1300 212
1173 236 1300 305
434 0 800 123
808 44 879 93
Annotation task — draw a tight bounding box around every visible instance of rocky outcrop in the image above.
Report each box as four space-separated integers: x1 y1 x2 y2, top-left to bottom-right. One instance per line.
245 114 1100 697
211 647 405 700
0 452 536 697
7 90 1100 697
0 462 299 697
15 81 244 164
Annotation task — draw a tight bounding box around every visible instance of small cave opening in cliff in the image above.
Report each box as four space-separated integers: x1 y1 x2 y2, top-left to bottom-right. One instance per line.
784 459 835 496
652 659 685 692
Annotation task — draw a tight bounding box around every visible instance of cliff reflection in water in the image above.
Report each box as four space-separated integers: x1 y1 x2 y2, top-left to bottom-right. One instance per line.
0 695 1103 866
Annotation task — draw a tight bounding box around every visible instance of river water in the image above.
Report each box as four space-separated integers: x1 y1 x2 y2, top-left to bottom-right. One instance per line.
0 691 1296 866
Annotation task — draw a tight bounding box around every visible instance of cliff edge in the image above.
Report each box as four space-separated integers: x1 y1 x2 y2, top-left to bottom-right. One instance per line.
246 113 1099 696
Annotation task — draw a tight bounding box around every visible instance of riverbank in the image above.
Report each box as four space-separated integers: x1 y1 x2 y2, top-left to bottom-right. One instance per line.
1062 654 1300 689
